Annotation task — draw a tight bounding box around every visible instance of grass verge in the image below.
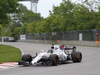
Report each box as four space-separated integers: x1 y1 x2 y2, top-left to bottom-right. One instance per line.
0 45 21 63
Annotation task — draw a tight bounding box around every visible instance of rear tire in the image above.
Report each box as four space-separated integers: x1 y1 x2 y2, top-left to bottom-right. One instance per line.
71 51 82 62
49 54 59 66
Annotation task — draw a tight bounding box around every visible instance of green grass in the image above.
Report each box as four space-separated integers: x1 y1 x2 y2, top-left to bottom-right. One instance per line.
0 45 22 63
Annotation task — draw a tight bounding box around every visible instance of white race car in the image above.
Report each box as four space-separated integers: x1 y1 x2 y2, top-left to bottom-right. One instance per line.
18 45 82 66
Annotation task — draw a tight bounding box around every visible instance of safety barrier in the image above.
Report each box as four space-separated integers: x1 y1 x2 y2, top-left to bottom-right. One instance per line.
18 29 100 46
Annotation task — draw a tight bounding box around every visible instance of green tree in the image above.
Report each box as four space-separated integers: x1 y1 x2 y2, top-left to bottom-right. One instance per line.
0 0 19 25
26 21 37 33
13 27 22 40
11 4 28 27
3 3 43 39
51 0 75 31
0 25 3 36
49 14 61 32
73 4 90 30
81 0 98 29
35 20 47 33
96 6 100 29
21 23 28 34
22 10 42 23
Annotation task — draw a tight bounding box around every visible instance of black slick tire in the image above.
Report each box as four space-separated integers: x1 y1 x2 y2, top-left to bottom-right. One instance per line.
22 54 32 62
49 54 59 66
71 51 82 62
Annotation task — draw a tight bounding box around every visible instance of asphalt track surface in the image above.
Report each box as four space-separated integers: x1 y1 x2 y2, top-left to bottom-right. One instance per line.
0 42 100 75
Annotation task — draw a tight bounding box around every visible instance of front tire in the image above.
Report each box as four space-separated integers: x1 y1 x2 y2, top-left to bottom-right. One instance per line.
22 54 32 65
49 54 59 66
22 54 32 62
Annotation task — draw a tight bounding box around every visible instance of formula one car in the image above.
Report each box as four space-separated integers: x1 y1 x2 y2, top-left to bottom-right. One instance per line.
18 45 82 66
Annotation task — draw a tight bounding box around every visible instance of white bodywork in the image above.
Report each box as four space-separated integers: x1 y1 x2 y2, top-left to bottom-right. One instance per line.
32 45 68 65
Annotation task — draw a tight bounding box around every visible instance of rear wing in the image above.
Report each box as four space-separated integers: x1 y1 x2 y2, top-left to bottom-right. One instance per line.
59 44 76 51
65 46 76 51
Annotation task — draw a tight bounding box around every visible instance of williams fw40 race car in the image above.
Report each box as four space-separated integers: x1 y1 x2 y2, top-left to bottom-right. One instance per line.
18 45 82 66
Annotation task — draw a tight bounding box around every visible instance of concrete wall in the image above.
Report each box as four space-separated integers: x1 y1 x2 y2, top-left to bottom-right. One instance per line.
18 40 100 47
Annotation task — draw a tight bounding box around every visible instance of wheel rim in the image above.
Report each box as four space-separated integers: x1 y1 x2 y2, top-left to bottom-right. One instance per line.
54 55 58 65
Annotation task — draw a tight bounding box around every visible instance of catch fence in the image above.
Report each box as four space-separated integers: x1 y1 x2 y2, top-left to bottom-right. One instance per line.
19 29 100 41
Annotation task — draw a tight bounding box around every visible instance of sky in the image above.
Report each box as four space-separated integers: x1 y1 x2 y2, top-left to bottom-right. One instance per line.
19 0 80 18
